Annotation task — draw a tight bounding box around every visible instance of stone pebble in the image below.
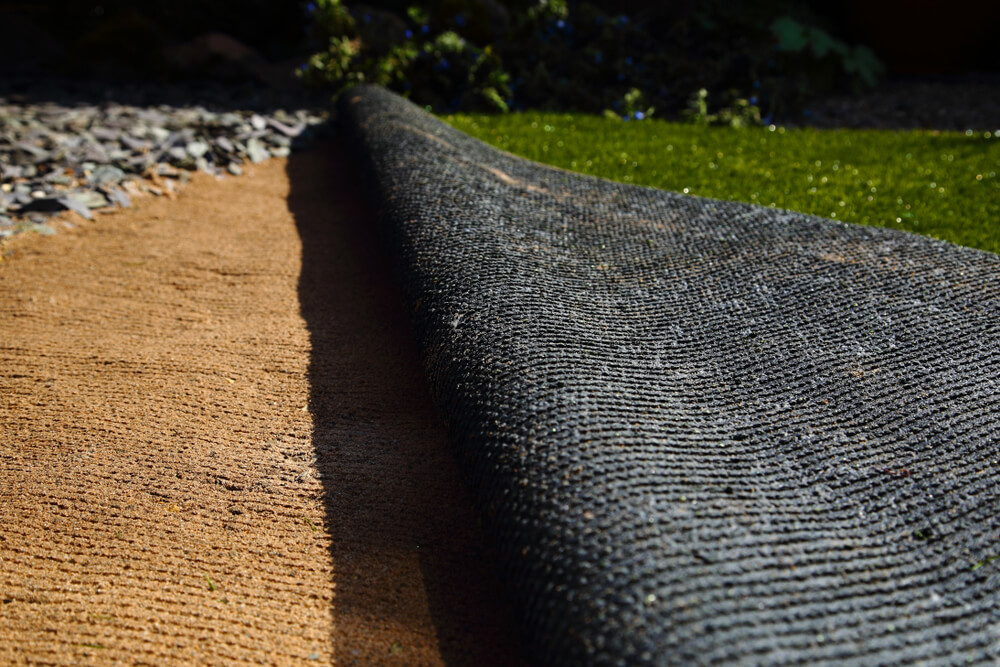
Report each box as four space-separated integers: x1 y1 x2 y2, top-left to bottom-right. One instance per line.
0 96 329 240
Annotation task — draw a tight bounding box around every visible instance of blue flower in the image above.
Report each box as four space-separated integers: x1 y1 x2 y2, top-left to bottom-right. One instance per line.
617 15 629 25
634 111 645 120
363 13 371 22
405 29 413 39
454 14 466 26
753 79 760 89
802 109 812 118
762 115 773 125
556 19 565 29
749 95 758 105
421 24 430 34
625 56 633 66
306 2 316 14
623 115 630 121
299 62 308 71
440 58 450 69
617 73 625 82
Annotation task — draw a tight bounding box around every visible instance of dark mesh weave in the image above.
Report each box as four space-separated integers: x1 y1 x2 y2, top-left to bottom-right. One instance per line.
338 86 1000 666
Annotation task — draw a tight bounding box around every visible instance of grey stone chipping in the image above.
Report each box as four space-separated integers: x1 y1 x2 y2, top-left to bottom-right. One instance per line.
0 91 329 239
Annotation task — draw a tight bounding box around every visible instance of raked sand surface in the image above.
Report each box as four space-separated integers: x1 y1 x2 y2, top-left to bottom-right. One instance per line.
0 143 524 665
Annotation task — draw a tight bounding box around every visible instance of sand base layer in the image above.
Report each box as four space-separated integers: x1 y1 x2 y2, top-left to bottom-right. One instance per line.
0 143 524 665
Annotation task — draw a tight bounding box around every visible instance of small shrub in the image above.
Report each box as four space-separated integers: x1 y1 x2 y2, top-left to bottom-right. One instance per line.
684 89 761 128
299 0 511 111
604 88 655 121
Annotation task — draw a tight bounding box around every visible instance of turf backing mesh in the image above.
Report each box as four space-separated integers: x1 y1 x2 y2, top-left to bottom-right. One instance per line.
337 86 1000 666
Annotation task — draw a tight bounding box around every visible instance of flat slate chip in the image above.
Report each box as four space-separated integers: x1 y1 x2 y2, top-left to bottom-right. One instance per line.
55 196 93 220
339 85 1000 666
105 187 132 209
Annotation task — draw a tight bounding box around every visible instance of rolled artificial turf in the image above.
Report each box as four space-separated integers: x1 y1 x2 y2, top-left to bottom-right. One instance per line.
445 113 1000 254
342 86 1000 665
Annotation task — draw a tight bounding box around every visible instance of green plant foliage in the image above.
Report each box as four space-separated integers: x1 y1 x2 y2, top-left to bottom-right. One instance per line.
771 16 885 90
299 1 884 117
684 89 761 128
622 88 654 120
312 0 357 39
300 36 362 89
526 0 569 22
841 46 885 89
406 6 429 24
603 88 656 121
444 113 1000 254
299 0 511 111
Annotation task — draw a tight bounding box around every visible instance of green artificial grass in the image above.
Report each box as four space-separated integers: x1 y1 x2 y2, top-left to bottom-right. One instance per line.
443 114 1000 254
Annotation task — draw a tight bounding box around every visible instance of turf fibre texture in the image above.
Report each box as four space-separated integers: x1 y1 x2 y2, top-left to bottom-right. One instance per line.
338 85 1000 666
444 113 1000 255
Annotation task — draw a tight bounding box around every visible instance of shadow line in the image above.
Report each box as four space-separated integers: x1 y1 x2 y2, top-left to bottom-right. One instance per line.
288 140 525 665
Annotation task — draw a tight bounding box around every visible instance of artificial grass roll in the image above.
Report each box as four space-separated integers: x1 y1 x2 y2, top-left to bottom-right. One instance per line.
446 113 1000 254
341 85 1000 666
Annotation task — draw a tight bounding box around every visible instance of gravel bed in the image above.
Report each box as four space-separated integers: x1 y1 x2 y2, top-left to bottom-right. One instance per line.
0 82 329 241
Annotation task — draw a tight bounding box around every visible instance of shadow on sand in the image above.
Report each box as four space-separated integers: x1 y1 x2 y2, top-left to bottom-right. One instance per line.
287 139 525 665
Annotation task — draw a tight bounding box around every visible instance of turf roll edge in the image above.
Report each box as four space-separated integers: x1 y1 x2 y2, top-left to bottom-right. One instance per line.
338 86 1000 665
